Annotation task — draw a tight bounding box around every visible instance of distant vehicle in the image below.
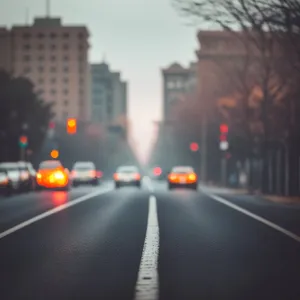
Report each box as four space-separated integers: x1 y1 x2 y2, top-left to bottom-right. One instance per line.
71 161 102 187
17 161 36 192
114 165 141 189
168 166 198 190
36 160 70 191
0 162 22 193
0 168 13 196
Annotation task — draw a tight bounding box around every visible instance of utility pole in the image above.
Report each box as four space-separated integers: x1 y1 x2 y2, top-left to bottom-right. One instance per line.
200 114 207 182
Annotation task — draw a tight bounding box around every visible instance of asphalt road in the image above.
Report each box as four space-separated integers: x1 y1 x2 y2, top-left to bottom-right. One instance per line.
0 179 300 300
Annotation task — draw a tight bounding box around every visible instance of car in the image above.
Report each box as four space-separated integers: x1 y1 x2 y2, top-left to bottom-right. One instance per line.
0 168 13 196
71 161 102 187
114 165 141 189
17 161 36 192
0 162 22 193
36 160 70 191
168 166 198 190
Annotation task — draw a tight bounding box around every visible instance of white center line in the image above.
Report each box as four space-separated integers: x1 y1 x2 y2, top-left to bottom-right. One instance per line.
0 188 112 240
134 195 159 300
207 193 300 243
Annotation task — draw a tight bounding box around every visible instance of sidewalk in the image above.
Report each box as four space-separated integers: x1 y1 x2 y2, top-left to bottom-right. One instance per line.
200 184 300 204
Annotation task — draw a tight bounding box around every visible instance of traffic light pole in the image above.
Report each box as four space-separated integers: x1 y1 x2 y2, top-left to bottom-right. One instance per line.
200 115 207 182
20 146 26 161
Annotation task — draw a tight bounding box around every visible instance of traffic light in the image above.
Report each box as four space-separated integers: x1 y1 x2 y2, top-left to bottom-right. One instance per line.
219 124 229 150
67 118 77 134
190 142 199 152
50 149 59 159
19 135 28 148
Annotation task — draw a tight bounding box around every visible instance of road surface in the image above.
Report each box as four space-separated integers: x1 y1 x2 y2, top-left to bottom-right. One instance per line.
0 180 300 300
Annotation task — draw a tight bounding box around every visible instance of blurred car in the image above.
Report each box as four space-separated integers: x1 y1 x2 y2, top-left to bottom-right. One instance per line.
114 166 141 189
17 161 36 192
168 166 198 190
0 168 13 196
71 161 102 186
36 160 70 191
0 162 22 193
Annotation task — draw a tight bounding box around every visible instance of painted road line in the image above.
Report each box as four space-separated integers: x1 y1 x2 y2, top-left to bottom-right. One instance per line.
134 195 159 300
0 187 112 240
207 193 300 243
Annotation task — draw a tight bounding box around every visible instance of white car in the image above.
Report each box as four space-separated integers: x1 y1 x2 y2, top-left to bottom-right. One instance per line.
114 166 141 189
71 161 101 187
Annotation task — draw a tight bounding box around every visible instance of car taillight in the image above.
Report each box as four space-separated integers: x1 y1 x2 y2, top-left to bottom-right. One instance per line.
188 173 197 181
89 170 96 177
134 173 141 180
113 173 119 180
169 174 177 181
71 170 77 177
96 171 103 178
53 171 65 180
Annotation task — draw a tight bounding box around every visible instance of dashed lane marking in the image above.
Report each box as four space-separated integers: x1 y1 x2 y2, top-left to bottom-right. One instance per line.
0 188 112 240
134 195 159 300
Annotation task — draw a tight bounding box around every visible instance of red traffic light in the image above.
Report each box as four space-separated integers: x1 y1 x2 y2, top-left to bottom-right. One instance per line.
153 167 162 176
67 118 77 134
190 142 199 152
19 135 28 144
220 124 228 133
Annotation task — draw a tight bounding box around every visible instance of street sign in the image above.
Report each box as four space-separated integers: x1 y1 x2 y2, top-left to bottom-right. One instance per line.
19 135 28 148
220 141 229 151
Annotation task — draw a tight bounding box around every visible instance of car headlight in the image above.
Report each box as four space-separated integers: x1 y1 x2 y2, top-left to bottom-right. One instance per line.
54 171 65 180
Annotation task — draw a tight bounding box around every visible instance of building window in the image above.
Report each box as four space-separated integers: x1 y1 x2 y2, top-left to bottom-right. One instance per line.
50 55 56 61
23 44 30 50
50 67 56 73
50 33 56 39
63 55 69 61
38 56 44 61
50 89 56 95
63 45 69 50
63 89 69 95
63 33 69 39
167 81 175 89
79 89 84 96
63 67 69 72
50 45 56 50
38 66 44 72
38 45 44 50
51 78 56 84
38 33 45 39
38 78 44 84
63 78 69 83
78 32 84 39
64 100 68 106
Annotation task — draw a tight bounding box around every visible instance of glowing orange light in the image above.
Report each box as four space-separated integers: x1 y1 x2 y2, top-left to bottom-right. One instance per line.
50 149 59 159
67 118 77 134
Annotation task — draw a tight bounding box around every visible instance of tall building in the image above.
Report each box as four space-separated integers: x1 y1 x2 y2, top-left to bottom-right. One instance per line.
0 17 90 122
162 62 197 120
0 28 12 73
90 62 127 128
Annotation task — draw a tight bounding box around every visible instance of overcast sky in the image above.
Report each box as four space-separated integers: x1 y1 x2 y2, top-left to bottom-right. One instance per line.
0 0 199 162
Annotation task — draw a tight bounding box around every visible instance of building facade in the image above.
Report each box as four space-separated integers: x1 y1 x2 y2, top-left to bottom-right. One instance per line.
0 17 90 122
90 62 127 128
162 62 197 120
